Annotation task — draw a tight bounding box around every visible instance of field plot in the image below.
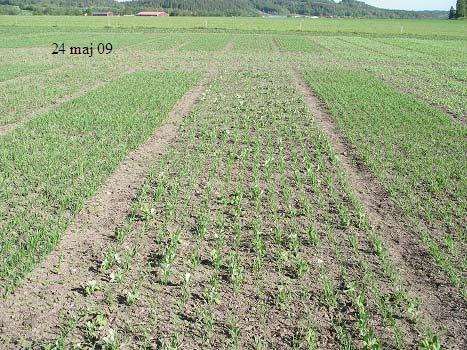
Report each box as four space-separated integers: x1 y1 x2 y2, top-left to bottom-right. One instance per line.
274 36 318 52
14 70 435 349
179 33 233 51
303 68 466 294
0 16 466 350
0 72 199 291
232 35 274 53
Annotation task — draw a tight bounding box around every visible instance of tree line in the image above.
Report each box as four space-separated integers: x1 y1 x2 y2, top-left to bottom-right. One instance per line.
449 0 466 18
0 0 450 18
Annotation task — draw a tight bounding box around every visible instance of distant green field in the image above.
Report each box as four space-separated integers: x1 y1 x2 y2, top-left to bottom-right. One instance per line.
1 16 466 38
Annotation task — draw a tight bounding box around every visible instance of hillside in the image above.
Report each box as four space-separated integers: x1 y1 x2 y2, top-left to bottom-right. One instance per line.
0 0 449 18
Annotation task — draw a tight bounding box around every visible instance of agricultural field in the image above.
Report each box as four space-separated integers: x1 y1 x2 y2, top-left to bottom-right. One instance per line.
0 16 466 350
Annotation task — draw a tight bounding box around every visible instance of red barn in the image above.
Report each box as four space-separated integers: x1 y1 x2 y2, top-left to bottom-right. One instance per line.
136 11 169 17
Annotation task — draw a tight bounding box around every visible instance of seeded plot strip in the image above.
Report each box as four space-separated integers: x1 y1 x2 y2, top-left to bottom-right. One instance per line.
0 71 199 292
377 38 467 65
303 68 467 295
127 33 188 51
275 35 319 52
337 36 419 60
31 70 448 349
179 33 233 51
303 36 467 122
231 35 274 52
0 78 114 137
311 36 384 62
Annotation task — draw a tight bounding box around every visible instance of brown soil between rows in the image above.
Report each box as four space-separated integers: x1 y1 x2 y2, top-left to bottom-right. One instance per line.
291 69 467 349
221 38 236 53
0 72 214 346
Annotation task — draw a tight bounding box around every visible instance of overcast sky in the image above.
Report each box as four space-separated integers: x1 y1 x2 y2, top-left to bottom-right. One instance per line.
364 1 454 11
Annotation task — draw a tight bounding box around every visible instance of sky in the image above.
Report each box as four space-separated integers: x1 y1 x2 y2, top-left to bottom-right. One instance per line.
364 0 455 11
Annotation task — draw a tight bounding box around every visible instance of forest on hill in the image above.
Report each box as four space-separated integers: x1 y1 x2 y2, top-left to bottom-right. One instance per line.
0 0 449 18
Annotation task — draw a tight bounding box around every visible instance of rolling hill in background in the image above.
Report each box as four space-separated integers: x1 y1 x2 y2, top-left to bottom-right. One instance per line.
0 0 449 18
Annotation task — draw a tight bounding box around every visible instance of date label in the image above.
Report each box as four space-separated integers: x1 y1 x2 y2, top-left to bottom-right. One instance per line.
52 43 113 57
